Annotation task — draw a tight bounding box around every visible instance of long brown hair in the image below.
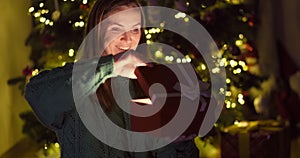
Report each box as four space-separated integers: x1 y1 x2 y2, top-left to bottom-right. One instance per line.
85 0 145 112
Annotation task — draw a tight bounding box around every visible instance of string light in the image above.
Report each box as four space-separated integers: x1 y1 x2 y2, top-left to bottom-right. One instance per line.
45 19 50 25
39 17 46 23
41 9 49 14
233 68 242 74
220 58 227 67
239 34 244 39
242 17 247 22
58 55 63 60
54 143 60 148
226 91 232 96
154 50 163 58
219 88 225 95
144 30 148 35
235 39 243 46
186 2 190 6
184 17 189 22
62 62 66 66
229 60 238 67
32 69 39 76
146 34 152 39
226 101 231 108
226 78 231 83
69 49 75 57
28 7 34 13
34 12 41 18
176 58 181 63
212 67 220 73
238 93 245 105
83 0 88 5
231 102 237 108
174 12 186 19
39 3 44 8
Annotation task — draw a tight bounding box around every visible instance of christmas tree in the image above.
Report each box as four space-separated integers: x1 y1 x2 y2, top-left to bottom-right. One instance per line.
9 0 272 151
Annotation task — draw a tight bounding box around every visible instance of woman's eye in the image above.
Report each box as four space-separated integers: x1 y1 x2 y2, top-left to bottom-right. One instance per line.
131 28 140 34
111 27 122 32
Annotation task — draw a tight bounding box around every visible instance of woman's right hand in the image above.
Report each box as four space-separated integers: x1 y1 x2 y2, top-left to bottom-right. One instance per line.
112 50 150 79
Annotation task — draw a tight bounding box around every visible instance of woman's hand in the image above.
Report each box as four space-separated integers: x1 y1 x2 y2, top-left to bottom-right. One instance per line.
113 50 149 79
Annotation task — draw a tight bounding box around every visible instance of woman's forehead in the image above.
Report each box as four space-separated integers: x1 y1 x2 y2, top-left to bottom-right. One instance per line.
104 6 141 26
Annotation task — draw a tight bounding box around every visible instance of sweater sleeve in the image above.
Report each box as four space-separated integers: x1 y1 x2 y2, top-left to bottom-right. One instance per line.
24 55 115 131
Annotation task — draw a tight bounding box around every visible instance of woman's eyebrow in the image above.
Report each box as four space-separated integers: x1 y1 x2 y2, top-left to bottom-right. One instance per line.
108 22 141 28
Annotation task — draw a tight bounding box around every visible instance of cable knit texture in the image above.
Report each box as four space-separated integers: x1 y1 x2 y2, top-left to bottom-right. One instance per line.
24 55 199 158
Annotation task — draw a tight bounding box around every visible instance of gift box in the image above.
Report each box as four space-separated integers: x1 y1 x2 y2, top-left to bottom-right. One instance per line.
221 120 290 158
130 63 211 139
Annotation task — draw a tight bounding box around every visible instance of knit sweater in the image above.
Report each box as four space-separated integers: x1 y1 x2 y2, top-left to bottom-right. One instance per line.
24 55 199 158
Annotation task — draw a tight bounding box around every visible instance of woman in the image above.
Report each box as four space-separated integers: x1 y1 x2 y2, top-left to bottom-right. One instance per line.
25 0 199 157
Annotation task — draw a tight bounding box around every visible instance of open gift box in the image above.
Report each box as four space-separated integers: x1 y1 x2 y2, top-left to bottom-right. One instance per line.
130 63 211 139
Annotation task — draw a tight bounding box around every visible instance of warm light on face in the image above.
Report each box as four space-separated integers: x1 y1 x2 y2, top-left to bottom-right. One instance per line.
103 6 142 56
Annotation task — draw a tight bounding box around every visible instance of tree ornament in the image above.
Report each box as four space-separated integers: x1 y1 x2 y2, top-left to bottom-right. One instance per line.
22 66 33 76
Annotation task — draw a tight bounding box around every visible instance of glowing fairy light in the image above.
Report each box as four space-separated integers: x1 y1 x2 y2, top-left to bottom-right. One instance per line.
154 50 163 58
226 91 232 96
39 3 44 8
41 9 49 14
62 62 66 66
39 17 46 23
233 68 242 74
54 143 60 148
34 12 41 18
79 21 85 27
174 12 186 19
239 61 246 67
144 30 148 35
184 17 189 22
226 78 231 83
32 69 39 76
181 58 187 63
49 21 54 26
235 40 243 46
160 22 165 27
230 60 238 67
28 7 34 13
146 34 152 39
226 101 231 108
231 102 237 108
69 49 75 57
186 57 191 63
45 19 50 25
176 58 181 63
83 0 88 5
219 88 225 94
212 67 220 73
220 58 227 67
186 2 190 6
201 64 206 70
239 34 244 39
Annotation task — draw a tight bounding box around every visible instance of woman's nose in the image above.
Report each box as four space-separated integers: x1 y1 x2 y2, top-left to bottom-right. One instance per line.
120 31 132 43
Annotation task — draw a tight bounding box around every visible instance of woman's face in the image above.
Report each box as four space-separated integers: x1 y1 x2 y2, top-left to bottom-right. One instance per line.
103 5 142 56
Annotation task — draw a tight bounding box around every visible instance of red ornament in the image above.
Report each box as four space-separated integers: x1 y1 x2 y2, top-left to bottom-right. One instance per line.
22 66 33 76
80 4 90 11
